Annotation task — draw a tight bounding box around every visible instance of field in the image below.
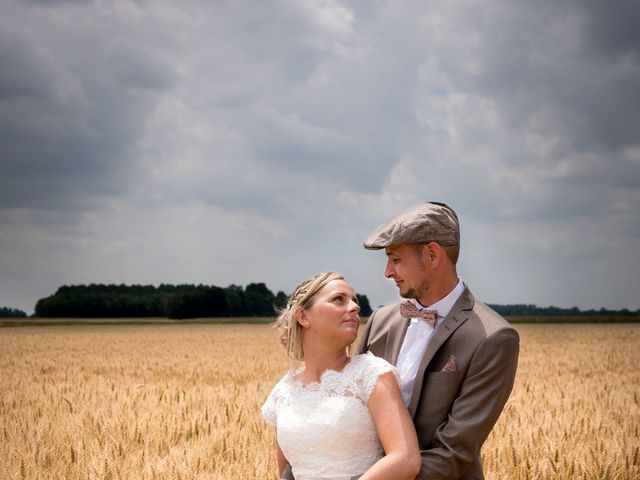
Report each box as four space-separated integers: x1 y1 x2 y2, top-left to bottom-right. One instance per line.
1 323 639 479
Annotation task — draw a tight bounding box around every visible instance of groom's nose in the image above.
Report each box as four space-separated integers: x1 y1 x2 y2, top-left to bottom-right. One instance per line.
384 259 395 278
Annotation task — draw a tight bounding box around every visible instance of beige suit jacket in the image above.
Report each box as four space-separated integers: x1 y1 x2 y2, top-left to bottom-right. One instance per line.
356 286 519 480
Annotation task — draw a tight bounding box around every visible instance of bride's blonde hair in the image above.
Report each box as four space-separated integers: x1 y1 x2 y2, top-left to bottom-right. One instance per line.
274 272 346 368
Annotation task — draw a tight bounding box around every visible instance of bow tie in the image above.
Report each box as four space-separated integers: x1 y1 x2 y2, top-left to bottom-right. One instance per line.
399 301 438 328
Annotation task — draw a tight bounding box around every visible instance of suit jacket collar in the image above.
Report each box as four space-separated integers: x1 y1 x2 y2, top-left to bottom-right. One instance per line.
407 286 475 417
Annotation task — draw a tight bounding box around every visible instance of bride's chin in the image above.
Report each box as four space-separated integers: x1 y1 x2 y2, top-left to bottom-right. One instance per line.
336 337 356 350
344 332 358 345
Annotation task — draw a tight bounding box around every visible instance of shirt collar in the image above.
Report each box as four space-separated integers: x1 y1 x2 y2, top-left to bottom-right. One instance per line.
414 278 464 319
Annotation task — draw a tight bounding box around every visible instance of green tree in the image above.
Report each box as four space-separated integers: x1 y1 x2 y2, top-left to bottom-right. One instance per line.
224 285 245 316
0 306 27 317
356 294 372 317
244 283 276 316
274 291 288 311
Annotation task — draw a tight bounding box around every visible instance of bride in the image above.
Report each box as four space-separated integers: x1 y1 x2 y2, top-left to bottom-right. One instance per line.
262 272 420 480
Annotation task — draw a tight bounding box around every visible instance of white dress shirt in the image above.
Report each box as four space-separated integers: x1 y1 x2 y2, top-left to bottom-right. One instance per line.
396 278 465 406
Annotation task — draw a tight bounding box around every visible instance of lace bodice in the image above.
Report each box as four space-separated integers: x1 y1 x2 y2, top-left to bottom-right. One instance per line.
262 352 398 480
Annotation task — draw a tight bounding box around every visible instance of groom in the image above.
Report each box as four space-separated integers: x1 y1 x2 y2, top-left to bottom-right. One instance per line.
356 201 519 480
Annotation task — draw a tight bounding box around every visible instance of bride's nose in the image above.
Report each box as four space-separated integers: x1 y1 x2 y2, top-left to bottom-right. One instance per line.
349 300 360 313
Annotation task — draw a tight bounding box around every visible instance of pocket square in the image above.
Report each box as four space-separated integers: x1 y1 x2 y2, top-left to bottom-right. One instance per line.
441 354 457 372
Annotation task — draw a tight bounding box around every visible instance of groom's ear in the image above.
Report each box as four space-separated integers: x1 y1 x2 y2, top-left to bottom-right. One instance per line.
424 241 444 267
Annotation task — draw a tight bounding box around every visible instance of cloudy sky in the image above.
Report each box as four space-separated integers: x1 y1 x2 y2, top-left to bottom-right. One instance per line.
1 0 639 314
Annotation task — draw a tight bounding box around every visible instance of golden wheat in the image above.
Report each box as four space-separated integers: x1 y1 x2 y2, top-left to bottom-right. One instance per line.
0 323 638 479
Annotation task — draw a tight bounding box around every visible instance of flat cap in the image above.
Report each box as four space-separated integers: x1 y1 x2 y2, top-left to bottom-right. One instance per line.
364 202 460 250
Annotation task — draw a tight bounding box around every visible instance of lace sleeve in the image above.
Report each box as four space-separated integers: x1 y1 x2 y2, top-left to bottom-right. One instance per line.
261 373 288 426
357 353 400 401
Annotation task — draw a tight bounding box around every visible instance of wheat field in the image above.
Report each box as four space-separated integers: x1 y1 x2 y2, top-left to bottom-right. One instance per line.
1 323 638 479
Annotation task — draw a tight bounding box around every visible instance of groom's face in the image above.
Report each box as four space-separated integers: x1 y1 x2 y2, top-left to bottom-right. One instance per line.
384 243 430 300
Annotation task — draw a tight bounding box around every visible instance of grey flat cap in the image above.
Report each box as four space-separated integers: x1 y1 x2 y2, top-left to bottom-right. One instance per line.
364 202 460 249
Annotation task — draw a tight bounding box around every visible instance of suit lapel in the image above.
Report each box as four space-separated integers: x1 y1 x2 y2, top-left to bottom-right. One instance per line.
407 287 474 417
385 313 411 365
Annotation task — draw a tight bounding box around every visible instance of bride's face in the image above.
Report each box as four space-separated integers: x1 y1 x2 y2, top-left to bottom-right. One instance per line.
301 279 361 346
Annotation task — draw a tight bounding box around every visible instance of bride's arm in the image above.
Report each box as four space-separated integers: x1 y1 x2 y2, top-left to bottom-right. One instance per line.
360 372 421 480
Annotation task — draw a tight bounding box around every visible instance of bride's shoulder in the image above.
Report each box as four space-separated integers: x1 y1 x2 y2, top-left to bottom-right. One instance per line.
351 352 396 374
270 369 297 391
350 352 399 398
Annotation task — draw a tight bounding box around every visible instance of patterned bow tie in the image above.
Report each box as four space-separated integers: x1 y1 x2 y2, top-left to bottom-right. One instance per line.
399 301 438 328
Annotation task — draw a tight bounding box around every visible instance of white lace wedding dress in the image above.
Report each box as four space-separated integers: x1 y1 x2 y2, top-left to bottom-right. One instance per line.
262 352 398 480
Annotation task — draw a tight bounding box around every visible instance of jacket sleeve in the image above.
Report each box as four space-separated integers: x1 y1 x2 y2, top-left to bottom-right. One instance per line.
418 328 520 479
280 464 294 480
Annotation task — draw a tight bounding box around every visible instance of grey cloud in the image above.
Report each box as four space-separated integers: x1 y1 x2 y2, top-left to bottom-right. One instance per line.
0 6 176 210
131 2 419 195
21 0 91 4
0 33 53 100
580 0 640 59
1 0 639 313
471 1 640 154
111 49 177 91
392 0 640 231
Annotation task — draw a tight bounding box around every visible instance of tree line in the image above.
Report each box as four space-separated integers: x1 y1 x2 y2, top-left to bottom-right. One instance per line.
488 303 640 317
3 294 637 320
33 283 374 319
0 306 27 318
